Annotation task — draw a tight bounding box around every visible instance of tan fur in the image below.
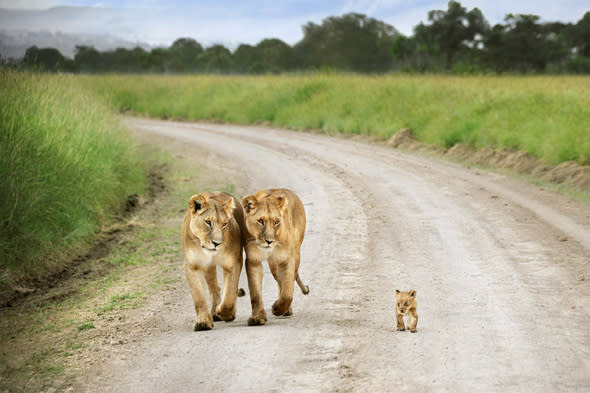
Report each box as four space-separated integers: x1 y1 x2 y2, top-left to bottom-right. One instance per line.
181 191 247 331
396 289 418 333
242 188 309 326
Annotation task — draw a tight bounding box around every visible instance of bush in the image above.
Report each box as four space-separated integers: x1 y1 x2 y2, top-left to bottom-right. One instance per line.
0 70 146 289
565 57 590 74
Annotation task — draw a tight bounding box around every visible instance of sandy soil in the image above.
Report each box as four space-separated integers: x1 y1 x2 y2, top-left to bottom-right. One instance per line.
75 118 590 393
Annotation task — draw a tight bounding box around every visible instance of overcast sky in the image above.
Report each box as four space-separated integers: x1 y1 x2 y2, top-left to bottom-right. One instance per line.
1 0 589 48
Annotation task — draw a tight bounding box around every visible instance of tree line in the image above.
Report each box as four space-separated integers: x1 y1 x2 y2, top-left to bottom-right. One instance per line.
5 2 590 74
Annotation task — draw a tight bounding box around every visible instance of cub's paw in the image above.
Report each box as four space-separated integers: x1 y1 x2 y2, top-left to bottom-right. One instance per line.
410 328 417 333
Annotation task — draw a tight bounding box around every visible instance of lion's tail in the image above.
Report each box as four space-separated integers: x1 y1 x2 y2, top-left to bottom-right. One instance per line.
296 272 310 295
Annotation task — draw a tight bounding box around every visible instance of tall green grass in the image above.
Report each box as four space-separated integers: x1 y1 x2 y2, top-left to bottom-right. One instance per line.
0 70 146 289
84 73 590 165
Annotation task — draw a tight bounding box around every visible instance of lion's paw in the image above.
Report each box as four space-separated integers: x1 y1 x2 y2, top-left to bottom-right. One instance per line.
194 321 213 331
272 300 292 316
247 316 266 326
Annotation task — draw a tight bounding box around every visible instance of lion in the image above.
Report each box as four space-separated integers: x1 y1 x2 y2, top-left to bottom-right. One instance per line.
395 289 418 333
242 188 309 326
181 191 247 331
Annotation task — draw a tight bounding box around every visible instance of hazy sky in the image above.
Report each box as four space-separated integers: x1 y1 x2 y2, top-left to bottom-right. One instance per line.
1 0 589 48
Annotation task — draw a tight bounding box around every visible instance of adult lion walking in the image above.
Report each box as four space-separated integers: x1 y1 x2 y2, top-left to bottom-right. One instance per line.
181 191 247 331
242 188 309 326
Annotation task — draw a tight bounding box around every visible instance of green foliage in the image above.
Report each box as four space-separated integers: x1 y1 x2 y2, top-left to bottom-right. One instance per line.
77 322 95 331
13 7 590 75
295 13 399 72
96 292 142 315
87 73 590 166
0 70 146 289
566 57 590 74
413 1 488 70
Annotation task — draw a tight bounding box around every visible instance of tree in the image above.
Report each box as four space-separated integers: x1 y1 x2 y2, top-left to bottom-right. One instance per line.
233 44 264 73
74 45 103 72
168 37 204 72
145 48 170 73
256 38 296 73
23 46 68 72
295 13 399 72
567 11 590 58
198 45 233 73
483 14 567 73
413 1 488 70
103 47 147 72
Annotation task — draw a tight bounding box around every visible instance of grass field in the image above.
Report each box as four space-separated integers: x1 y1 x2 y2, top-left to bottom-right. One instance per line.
2 71 589 289
0 70 146 290
83 73 590 166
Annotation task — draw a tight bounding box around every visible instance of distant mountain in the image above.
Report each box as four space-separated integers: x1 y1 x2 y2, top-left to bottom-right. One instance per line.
0 30 151 59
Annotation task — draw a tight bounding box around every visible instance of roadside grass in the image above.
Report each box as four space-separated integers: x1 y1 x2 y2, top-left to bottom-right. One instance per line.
0 135 241 392
0 70 147 293
82 73 590 166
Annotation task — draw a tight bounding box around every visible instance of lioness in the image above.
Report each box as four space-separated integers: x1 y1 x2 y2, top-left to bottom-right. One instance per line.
395 289 418 333
181 191 246 331
242 188 309 326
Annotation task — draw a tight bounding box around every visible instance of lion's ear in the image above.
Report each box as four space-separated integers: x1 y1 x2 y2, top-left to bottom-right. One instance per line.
274 192 288 212
409 290 416 298
395 289 400 294
223 197 236 216
242 195 257 215
189 194 208 214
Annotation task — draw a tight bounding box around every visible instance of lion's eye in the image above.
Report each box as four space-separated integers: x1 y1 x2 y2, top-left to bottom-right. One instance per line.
274 220 280 227
222 222 228 229
257 219 264 225
205 220 212 227
397 303 401 307
404 302 408 306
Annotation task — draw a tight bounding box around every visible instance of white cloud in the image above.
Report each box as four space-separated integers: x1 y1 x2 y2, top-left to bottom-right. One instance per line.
0 0 59 8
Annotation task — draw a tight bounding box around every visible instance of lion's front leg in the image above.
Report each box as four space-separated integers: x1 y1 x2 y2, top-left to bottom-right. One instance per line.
215 257 242 322
271 259 295 317
396 313 406 331
408 309 418 333
204 264 222 321
185 264 213 331
245 256 267 326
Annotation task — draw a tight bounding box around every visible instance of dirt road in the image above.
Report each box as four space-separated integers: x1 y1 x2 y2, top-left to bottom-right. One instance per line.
89 118 589 392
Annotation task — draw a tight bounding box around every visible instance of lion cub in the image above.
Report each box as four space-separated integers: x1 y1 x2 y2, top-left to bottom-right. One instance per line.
395 289 418 333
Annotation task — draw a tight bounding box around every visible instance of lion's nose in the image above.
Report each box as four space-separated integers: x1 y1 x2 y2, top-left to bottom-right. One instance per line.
265 239 273 245
212 240 221 248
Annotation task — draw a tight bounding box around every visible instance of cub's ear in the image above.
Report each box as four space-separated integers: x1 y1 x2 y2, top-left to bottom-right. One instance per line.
274 192 288 212
223 197 236 216
242 195 258 215
189 194 208 214
395 289 400 294
409 290 416 298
